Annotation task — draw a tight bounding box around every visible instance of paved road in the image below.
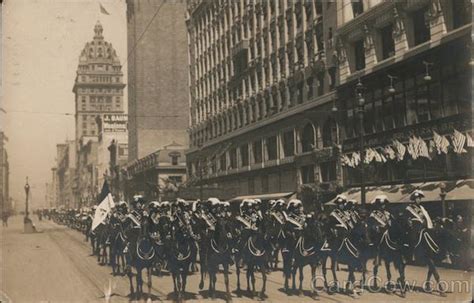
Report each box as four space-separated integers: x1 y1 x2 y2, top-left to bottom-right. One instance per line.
1 216 472 302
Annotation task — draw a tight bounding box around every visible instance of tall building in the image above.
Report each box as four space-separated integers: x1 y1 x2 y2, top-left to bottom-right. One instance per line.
72 21 126 146
0 132 10 213
72 22 127 205
55 140 77 208
333 1 472 210
185 0 339 200
126 0 189 162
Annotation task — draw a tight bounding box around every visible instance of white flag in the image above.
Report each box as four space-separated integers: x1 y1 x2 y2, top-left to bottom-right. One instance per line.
91 182 115 231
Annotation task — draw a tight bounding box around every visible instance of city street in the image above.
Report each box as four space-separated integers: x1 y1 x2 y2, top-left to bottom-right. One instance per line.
1 216 471 303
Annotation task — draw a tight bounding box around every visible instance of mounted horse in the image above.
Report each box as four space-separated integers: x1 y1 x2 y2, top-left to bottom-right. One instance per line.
367 195 408 296
123 196 156 299
400 190 462 296
234 199 269 299
204 202 234 300
167 200 198 299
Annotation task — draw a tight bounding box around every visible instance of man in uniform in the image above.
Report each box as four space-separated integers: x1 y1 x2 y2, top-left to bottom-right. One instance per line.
284 199 306 231
406 190 433 229
329 195 352 236
369 195 392 230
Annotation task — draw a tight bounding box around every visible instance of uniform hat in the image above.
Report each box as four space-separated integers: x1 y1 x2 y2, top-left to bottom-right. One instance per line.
371 195 389 204
334 194 347 204
240 199 253 209
287 199 303 209
208 197 221 206
149 201 160 209
410 190 425 201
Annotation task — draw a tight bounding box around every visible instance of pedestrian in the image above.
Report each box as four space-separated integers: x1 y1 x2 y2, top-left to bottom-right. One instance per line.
2 211 9 227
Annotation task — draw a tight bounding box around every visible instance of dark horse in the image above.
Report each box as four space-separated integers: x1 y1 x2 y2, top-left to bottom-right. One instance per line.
109 216 127 275
367 212 409 296
124 216 156 299
205 216 233 300
236 225 270 299
167 219 198 299
289 214 325 297
400 211 462 296
320 217 372 297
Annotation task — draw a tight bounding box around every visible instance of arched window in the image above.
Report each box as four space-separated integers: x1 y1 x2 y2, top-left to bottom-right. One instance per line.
322 118 338 147
301 123 315 152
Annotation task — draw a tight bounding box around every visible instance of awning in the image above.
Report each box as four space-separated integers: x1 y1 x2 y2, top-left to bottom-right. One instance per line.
328 179 474 205
229 192 296 203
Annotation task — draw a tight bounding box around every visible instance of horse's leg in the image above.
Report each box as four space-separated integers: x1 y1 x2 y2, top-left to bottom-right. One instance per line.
182 271 188 294
172 272 178 294
373 255 379 288
235 256 242 294
291 263 297 291
136 268 142 296
261 263 267 298
224 263 230 299
385 258 392 291
299 265 304 293
199 249 206 290
147 267 152 298
428 258 445 296
321 256 329 290
250 264 256 294
283 252 290 292
127 266 134 296
346 266 355 297
425 263 433 292
311 263 319 298
246 264 252 293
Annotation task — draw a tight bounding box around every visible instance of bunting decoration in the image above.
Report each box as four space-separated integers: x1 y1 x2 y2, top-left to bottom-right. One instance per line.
392 139 406 161
452 129 467 154
340 129 471 168
465 132 474 148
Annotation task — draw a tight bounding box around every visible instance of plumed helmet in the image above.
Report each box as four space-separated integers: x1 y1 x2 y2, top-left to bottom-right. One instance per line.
269 200 276 207
176 198 187 207
221 201 230 208
208 197 221 207
274 199 286 208
240 199 253 210
149 201 160 210
132 195 146 206
160 201 170 208
410 189 425 201
287 199 303 210
192 200 200 212
91 205 98 210
117 201 128 209
346 199 357 206
334 194 347 204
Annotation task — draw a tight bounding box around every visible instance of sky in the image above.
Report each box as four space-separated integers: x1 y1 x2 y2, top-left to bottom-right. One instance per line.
2 0 127 210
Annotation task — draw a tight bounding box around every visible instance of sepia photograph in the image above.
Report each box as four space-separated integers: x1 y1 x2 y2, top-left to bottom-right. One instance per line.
0 0 473 302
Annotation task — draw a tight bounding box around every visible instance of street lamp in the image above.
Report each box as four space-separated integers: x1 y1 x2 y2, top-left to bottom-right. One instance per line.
439 182 447 218
24 177 30 221
355 79 366 206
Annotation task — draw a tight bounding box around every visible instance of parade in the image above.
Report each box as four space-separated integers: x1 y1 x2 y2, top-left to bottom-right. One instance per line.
41 187 468 300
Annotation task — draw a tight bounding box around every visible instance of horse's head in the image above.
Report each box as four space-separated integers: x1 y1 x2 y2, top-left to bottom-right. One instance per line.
304 215 324 241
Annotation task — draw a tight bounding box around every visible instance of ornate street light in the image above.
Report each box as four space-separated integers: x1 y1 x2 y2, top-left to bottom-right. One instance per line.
423 61 433 81
387 74 397 94
24 177 30 220
355 79 366 206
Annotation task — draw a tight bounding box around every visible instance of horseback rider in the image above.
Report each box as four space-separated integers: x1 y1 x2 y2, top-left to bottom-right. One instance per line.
369 195 392 230
125 195 147 231
405 190 433 229
284 199 306 231
202 198 220 231
328 194 354 240
269 199 286 225
344 200 359 229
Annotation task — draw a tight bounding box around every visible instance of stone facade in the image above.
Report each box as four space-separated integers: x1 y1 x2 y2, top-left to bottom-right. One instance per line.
185 0 341 201
126 0 190 162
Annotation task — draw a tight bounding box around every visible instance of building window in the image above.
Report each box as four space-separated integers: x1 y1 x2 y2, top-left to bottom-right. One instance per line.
412 6 430 46
301 123 315 152
240 144 249 166
118 146 128 156
380 24 395 59
452 1 470 29
301 165 315 184
219 153 227 171
253 140 263 163
266 136 278 160
171 155 179 165
168 176 183 184
320 161 337 182
322 118 337 147
351 0 364 17
354 39 365 71
229 148 237 169
283 130 295 157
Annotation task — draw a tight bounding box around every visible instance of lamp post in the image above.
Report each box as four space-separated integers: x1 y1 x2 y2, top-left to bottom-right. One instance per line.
355 79 366 206
440 182 447 218
24 177 30 221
